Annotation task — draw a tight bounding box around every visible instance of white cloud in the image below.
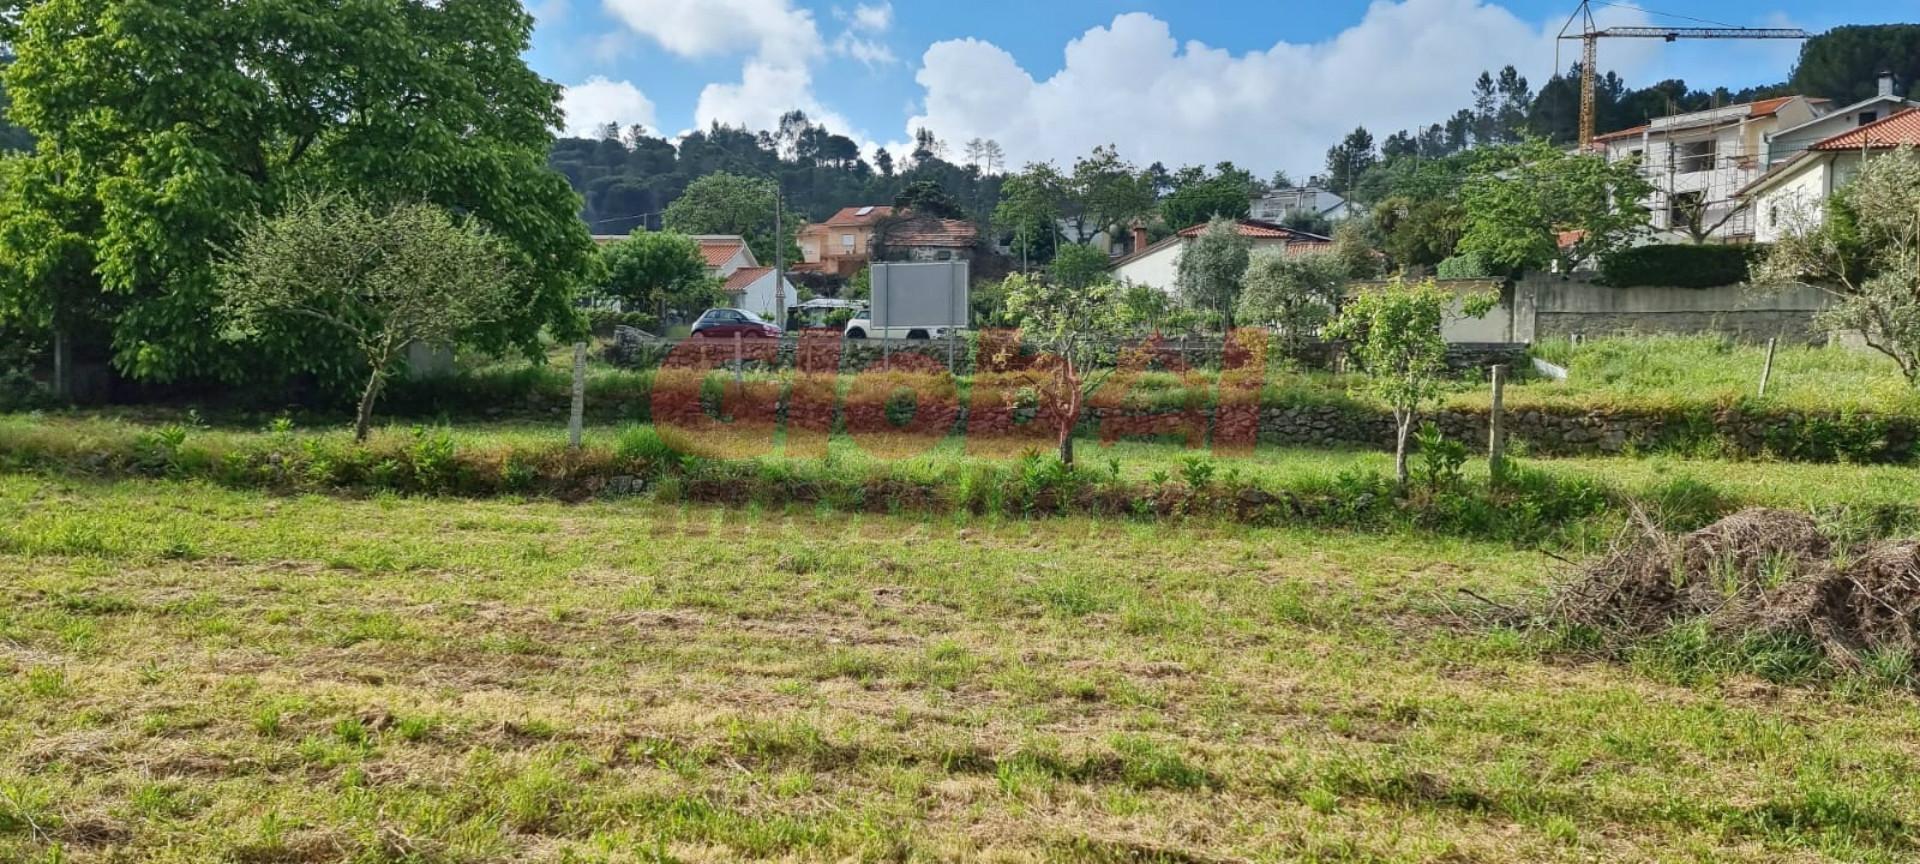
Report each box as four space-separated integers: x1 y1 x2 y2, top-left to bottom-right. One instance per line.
694 61 857 138
601 0 822 66
849 2 892 34
559 77 657 138
904 0 1664 177
834 33 897 69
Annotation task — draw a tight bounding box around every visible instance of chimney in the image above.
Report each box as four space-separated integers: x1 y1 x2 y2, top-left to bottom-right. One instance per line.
1880 71 1896 98
1130 224 1150 253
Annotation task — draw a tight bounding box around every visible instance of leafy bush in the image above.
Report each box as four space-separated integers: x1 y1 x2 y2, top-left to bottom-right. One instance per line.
1599 244 1763 289
1435 252 1494 279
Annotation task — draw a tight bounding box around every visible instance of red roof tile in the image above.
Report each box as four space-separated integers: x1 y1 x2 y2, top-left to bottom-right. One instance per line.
1174 219 1321 240
822 205 895 227
1747 96 1796 118
883 218 977 248
721 266 771 293
698 238 746 268
1812 108 1920 151
1592 124 1650 143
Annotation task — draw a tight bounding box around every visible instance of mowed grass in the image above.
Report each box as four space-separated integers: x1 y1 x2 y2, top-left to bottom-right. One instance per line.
3 477 1920 862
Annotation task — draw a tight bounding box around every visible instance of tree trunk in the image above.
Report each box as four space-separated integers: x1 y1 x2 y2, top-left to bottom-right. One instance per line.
1393 411 1412 491
1059 429 1075 467
354 369 387 444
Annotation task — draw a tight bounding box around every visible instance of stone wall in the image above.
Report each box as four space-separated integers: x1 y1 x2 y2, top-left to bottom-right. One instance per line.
1512 275 1831 344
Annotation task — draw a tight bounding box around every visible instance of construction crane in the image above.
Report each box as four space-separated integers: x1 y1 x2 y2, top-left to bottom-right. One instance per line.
1558 1 1809 148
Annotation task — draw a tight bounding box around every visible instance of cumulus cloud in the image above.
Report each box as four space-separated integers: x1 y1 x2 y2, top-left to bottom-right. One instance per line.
904 0 1658 176
559 77 657 138
848 2 892 33
601 0 822 67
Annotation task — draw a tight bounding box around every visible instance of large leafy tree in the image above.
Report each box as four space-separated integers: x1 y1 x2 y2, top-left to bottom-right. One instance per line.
993 163 1065 266
1175 217 1252 330
0 0 594 391
1456 140 1651 274
598 231 719 322
1788 25 1920 104
1069 145 1155 245
1759 146 1920 385
662 171 801 265
218 196 516 442
1160 167 1253 231
1323 127 1378 195
1236 251 1346 355
892 178 966 219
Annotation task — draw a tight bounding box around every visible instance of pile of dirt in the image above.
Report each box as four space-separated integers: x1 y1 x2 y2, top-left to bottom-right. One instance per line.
1549 508 1920 670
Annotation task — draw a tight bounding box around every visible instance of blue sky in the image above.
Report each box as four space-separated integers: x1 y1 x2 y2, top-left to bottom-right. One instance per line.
528 0 1914 176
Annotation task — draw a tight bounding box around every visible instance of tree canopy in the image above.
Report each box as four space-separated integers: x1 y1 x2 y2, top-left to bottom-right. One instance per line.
661 172 802 266
0 0 593 392
1176 217 1252 328
598 231 719 323
1456 141 1652 274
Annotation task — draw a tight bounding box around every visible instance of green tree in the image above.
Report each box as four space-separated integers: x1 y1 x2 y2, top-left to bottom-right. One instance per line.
663 172 801 266
1160 169 1253 230
1788 25 1920 104
1759 146 1920 385
1069 145 1155 244
1324 278 1495 488
994 163 1065 267
217 196 515 443
1323 127 1378 195
1175 217 1252 329
1049 243 1111 291
1236 251 1346 355
893 178 966 219
1456 140 1651 274
0 0 592 390
1002 273 1131 466
599 231 719 322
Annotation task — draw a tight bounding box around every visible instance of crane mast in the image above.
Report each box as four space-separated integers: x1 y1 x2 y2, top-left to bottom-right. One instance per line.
1558 2 1810 148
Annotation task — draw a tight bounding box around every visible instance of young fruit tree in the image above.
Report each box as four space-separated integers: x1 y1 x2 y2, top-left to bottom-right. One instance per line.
218 195 516 443
1758 146 1920 385
1235 250 1346 356
1002 273 1131 466
1324 278 1496 489
1175 216 1253 329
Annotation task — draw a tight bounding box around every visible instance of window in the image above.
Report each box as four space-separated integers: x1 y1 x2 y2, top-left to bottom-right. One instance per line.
1668 191 1704 230
1674 140 1716 173
1768 205 1780 228
840 233 855 249
1859 111 1878 126
935 250 953 261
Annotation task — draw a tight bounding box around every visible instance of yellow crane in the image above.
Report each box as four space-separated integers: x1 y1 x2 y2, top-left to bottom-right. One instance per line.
1557 1 1809 148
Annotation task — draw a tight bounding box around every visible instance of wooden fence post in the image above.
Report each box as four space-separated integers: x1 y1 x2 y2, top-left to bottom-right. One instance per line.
568 342 586 450
1488 364 1508 481
1758 337 1777 398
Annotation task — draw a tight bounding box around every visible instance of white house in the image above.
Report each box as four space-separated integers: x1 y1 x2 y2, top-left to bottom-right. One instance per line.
1595 95 1823 243
719 266 799 320
1250 186 1350 223
694 235 756 278
1742 109 1920 243
1764 74 1918 168
1109 219 1331 295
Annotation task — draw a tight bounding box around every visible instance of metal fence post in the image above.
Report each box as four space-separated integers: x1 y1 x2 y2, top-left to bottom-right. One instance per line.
568 342 586 450
733 331 743 386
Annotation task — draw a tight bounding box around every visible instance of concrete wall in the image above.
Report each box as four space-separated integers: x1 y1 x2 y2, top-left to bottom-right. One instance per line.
1510 275 1830 344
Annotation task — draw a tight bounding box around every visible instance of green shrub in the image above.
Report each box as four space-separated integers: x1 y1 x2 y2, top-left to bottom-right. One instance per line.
1435 251 1494 279
1599 244 1763 289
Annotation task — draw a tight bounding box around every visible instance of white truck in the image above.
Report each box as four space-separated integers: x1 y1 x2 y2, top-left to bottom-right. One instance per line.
843 261 969 340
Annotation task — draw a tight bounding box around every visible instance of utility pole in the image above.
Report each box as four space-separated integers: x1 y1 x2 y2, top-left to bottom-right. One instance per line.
772 180 786 331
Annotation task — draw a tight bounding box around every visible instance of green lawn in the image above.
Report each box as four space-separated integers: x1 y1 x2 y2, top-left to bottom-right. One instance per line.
4 476 1920 862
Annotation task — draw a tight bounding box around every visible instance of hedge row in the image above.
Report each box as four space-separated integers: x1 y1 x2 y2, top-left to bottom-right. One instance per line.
1599 244 1764 289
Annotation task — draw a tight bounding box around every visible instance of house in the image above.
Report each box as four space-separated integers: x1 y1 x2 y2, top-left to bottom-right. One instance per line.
1250 185 1350 223
873 214 979 262
1764 74 1919 168
1742 109 1920 243
1595 95 1824 243
1109 219 1332 295
695 235 756 278
719 266 798 320
796 205 895 276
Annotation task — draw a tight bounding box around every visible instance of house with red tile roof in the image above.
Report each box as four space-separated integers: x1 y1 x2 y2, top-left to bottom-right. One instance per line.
1742 108 1920 243
796 205 895 277
1595 95 1824 243
1108 219 1331 295
872 214 979 263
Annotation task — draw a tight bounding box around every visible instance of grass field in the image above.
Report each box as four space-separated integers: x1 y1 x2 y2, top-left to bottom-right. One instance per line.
5 476 1920 862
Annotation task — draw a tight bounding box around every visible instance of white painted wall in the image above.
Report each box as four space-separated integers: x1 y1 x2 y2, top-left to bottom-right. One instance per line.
1111 237 1296 295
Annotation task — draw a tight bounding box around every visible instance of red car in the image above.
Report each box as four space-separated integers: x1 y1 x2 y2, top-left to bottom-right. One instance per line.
691 308 782 339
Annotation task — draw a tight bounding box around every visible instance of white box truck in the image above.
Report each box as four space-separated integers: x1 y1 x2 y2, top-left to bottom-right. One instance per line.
844 261 969 340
